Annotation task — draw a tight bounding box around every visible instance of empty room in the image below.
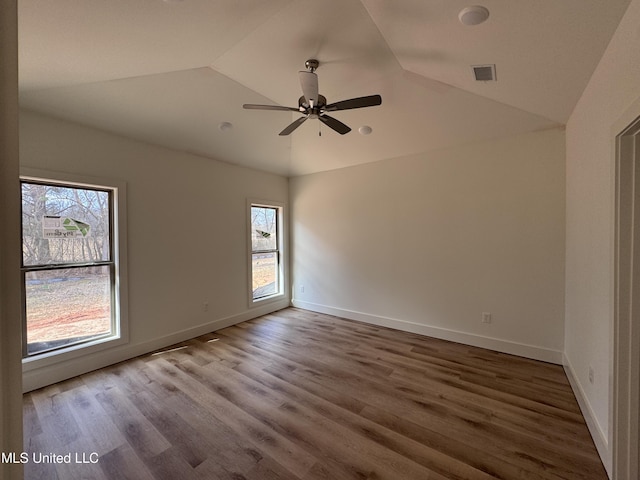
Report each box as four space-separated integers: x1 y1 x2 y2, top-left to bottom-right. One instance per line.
1 0 640 479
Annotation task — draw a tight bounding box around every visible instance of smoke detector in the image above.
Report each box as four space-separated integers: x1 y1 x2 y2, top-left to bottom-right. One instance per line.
458 6 490 26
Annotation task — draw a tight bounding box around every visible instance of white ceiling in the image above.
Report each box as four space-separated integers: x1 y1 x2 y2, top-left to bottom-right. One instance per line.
18 0 631 177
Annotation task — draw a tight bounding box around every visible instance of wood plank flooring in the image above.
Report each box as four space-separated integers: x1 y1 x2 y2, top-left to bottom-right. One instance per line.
23 308 608 479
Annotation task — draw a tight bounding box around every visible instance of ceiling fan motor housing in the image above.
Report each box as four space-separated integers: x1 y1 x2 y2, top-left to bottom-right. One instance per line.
299 95 326 110
305 59 319 71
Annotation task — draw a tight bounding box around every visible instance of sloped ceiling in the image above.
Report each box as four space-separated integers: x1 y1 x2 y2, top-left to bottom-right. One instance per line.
18 0 631 176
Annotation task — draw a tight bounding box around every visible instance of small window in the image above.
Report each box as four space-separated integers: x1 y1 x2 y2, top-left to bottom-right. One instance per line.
249 203 283 303
21 178 122 357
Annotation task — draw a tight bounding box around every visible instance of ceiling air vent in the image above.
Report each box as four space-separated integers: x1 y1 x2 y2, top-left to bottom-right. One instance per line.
472 64 496 82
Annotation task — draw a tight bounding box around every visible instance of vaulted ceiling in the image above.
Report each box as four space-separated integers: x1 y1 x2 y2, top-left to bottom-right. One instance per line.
18 0 631 176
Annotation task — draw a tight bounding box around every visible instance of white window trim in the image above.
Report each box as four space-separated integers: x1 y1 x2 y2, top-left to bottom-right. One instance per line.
247 198 286 307
20 168 129 372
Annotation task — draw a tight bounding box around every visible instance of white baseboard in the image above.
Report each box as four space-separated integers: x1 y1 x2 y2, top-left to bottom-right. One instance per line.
562 353 612 478
22 299 289 392
292 300 563 364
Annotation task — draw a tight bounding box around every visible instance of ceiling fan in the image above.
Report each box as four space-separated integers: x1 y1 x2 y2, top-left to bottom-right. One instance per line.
243 59 382 136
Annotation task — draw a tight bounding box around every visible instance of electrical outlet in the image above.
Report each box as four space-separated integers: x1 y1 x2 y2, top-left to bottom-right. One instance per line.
482 312 492 324
203 302 209 312
588 366 594 384
300 285 305 293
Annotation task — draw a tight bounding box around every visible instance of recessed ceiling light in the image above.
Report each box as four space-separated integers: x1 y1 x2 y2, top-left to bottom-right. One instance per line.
218 122 233 132
358 125 372 135
458 5 490 26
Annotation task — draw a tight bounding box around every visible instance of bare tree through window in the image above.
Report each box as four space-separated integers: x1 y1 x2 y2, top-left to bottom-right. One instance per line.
21 180 115 355
250 205 280 300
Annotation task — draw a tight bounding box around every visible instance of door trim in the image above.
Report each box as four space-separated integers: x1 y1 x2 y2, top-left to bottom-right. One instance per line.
613 115 640 480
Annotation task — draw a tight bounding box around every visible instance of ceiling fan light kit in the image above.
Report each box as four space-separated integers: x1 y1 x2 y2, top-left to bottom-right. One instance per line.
243 59 382 136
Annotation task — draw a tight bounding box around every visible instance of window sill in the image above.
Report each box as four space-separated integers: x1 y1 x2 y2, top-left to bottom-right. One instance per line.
22 333 127 373
250 292 286 308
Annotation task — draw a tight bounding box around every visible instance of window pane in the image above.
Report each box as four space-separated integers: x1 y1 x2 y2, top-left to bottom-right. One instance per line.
251 206 277 251
22 182 111 266
25 266 112 355
252 252 278 299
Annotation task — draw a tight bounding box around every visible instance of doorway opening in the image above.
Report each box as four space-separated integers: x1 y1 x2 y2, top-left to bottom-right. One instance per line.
613 115 640 479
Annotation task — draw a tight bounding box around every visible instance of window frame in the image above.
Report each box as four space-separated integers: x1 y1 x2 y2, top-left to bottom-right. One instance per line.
20 168 128 367
247 199 285 307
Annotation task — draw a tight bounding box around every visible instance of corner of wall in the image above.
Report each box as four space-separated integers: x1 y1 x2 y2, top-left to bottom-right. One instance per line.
562 353 612 476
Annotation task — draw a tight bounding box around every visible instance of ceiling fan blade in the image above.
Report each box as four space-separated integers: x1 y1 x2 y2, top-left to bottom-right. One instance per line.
279 116 308 136
325 94 382 112
243 104 300 112
298 71 318 106
319 114 351 135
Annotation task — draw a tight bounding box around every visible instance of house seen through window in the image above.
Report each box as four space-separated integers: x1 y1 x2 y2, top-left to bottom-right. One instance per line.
21 179 120 357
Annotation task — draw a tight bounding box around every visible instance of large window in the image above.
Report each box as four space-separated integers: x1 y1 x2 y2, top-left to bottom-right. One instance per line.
21 177 123 357
249 203 283 302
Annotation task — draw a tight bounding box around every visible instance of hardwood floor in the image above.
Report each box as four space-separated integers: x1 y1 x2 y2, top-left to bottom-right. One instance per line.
23 308 607 479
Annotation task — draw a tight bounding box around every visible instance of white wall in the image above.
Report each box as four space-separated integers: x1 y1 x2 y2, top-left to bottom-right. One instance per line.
19 110 289 391
564 0 640 472
0 1 24 477
291 128 566 363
